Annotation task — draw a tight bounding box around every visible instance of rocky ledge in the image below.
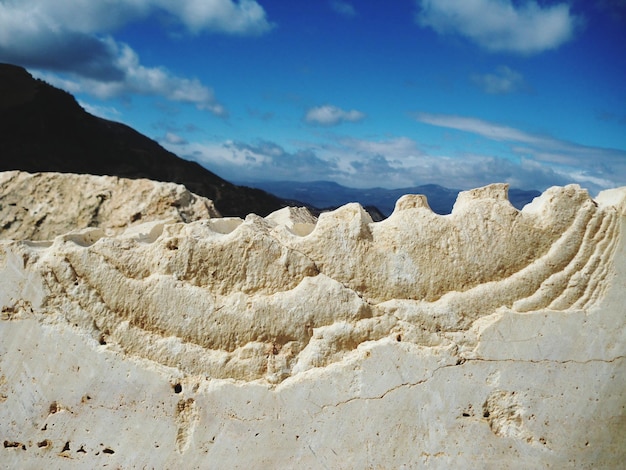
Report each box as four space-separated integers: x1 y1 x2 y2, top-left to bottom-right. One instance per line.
1 172 625 468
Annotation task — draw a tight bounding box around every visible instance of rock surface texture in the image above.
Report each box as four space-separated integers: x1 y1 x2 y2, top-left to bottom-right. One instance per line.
0 171 219 240
1 172 625 468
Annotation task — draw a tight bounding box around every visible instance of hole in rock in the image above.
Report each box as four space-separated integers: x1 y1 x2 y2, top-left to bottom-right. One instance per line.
130 212 142 222
77 445 86 453
102 448 115 454
37 440 51 448
49 402 59 414
462 413 470 417
396 334 402 342
62 441 70 452
483 411 490 418
173 383 182 394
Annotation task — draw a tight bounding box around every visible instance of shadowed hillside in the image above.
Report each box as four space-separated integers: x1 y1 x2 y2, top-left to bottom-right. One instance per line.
0 63 285 217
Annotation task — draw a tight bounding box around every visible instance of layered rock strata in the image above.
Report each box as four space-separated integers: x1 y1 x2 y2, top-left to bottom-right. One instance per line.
1 175 625 468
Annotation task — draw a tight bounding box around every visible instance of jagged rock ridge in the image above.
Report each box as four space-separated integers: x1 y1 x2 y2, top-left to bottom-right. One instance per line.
1 173 625 467
1 179 619 384
240 179 542 215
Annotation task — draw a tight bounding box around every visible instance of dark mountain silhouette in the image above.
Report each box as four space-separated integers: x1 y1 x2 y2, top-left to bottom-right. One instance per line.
0 63 285 217
239 180 541 216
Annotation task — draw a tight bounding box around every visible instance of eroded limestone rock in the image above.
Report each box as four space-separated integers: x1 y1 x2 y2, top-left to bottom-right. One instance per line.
0 170 219 240
1 173 625 468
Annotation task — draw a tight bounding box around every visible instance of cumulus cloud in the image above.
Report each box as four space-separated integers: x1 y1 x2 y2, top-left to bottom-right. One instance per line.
416 0 580 54
163 132 188 145
0 29 125 81
0 0 273 40
471 66 527 94
34 41 228 116
304 105 366 126
330 1 357 17
0 0 272 113
0 0 271 72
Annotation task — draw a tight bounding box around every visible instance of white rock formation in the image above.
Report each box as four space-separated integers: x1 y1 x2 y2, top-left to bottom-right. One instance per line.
1 173 625 468
0 171 219 241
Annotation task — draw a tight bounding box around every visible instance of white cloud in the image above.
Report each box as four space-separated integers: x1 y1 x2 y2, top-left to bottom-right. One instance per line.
164 133 617 194
414 112 626 191
416 112 541 144
320 137 576 190
78 101 121 120
330 1 357 17
162 0 274 34
415 112 597 161
162 118 624 193
163 132 188 145
33 40 228 116
0 0 272 112
304 105 366 126
168 140 343 183
471 66 527 94
416 0 579 54
0 0 273 38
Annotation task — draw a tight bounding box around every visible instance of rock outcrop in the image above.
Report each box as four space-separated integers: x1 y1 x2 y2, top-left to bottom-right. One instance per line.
1 173 625 468
0 171 219 240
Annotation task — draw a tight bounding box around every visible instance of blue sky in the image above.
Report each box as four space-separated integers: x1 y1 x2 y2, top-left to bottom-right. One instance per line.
1 0 625 193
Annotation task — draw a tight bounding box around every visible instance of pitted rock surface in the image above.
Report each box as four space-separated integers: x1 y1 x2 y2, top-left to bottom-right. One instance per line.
1 172 625 468
0 170 219 240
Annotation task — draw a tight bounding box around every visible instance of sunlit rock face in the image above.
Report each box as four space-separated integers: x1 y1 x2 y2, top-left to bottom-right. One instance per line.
0 171 220 240
1 172 625 468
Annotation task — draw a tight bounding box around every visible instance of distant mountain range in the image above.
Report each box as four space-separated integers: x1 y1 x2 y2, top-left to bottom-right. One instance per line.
238 180 541 216
1 62 541 219
0 63 284 218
